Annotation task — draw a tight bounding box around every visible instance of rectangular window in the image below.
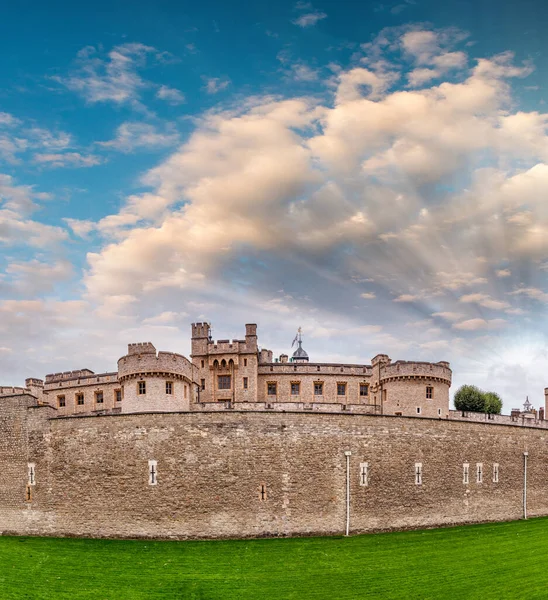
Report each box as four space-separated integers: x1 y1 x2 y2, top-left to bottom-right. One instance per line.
76 393 84 406
477 463 483 484
291 382 300 396
426 386 433 399
244 358 248 367
201 360 205 368
95 391 104 404
184 385 188 398
359 384 369 397
493 463 499 483
359 462 369 487
138 381 146 395
166 381 173 395
57 395 65 408
438 408 442 416
415 463 422 485
463 463 469 484
259 483 267 501
148 460 157 486
267 382 277 396
314 382 323 396
416 407 421 414
218 375 231 390
28 463 36 486
200 379 205 391
243 377 248 389
115 389 122 402
337 383 347 396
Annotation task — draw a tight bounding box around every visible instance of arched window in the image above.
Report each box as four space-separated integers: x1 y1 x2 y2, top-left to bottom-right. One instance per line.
221 359 227 368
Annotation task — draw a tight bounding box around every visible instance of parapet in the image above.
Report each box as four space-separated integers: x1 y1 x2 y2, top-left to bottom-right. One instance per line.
372 354 391 367
118 348 193 381
380 360 452 384
191 323 211 339
0 386 31 397
45 369 95 384
127 342 157 356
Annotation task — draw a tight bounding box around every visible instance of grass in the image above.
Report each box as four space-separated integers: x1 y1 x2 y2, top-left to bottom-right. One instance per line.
1 518 547 599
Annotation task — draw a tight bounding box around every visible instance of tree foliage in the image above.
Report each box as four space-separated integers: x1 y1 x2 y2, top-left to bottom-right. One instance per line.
454 385 503 414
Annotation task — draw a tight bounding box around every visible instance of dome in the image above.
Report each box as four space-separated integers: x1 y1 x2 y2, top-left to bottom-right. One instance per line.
292 341 309 362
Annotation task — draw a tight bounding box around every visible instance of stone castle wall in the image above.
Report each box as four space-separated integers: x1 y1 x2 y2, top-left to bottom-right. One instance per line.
1 402 547 540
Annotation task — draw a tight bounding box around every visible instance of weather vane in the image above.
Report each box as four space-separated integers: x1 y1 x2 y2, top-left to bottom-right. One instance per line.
292 327 302 348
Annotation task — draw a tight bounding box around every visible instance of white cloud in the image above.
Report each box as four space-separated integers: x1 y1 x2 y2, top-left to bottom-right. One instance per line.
156 85 185 105
459 293 510 310
292 10 327 27
55 43 162 105
202 77 231 94
453 318 507 331
393 294 419 302
33 152 102 168
97 122 180 153
360 292 376 299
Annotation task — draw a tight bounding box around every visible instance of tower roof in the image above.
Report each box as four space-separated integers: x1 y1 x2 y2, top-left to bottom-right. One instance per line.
291 327 309 362
292 342 309 360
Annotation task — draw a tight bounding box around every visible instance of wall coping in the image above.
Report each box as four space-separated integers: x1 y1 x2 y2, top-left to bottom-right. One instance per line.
47 409 548 431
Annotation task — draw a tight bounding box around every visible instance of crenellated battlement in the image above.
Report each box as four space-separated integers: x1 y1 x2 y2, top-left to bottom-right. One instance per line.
379 360 452 384
45 369 95 384
127 342 157 356
0 386 31 397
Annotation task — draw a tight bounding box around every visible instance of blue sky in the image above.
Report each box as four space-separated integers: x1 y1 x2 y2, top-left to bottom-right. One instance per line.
2 0 548 410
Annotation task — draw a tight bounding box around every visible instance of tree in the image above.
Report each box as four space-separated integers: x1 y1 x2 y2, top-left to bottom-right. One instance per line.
484 391 503 414
453 385 503 414
454 385 485 412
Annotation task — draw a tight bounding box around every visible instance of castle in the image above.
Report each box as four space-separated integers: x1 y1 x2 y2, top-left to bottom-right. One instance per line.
1 322 548 540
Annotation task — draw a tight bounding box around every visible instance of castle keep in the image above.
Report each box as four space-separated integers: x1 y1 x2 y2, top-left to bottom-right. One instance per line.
1 322 548 540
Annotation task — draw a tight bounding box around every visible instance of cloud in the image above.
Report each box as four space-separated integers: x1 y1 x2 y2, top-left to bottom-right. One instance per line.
156 85 185 105
97 122 180 153
393 294 419 302
360 292 376 299
0 174 67 248
54 43 162 105
292 10 327 27
33 152 103 168
453 318 507 331
202 77 231 94
496 269 511 277
459 293 510 310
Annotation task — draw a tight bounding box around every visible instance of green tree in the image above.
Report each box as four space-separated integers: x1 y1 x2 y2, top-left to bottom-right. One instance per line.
484 391 503 414
454 385 486 412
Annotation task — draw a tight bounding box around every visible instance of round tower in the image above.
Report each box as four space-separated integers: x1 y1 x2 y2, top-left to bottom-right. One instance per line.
378 360 452 418
118 343 195 413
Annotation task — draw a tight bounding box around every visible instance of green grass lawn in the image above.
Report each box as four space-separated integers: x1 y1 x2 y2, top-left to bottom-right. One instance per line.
1 518 546 599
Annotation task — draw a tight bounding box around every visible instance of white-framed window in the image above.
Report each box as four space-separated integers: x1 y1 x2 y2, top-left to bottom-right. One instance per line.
415 463 422 485
476 463 483 484
95 391 104 404
426 386 433 399
165 381 173 395
138 381 146 395
337 383 347 396
359 462 369 487
438 408 442 416
359 384 369 397
416 407 421 415
463 463 469 484
148 460 157 486
28 463 36 486
267 382 277 396
493 463 499 483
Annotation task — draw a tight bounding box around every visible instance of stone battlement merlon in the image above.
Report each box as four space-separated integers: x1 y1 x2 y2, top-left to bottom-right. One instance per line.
127 342 157 356
45 369 95 384
44 372 118 389
0 386 32 397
